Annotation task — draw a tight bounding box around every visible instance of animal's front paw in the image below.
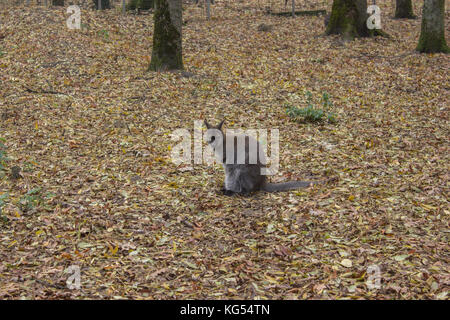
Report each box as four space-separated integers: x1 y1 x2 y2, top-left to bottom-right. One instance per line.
222 189 234 196
239 190 253 197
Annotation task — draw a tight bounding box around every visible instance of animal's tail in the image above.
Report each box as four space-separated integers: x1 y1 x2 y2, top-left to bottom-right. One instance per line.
262 181 313 192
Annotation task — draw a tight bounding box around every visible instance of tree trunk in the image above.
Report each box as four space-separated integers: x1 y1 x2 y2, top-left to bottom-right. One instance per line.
149 0 184 71
394 0 415 19
92 0 111 10
206 0 211 19
325 0 386 39
416 0 449 53
195 0 214 4
127 0 155 11
52 0 64 6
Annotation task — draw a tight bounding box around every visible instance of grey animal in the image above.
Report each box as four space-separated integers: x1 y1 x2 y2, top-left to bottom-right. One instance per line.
204 120 314 195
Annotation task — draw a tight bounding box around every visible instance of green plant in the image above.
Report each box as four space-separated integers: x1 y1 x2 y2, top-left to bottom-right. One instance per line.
18 188 43 212
98 29 109 40
322 92 332 108
286 91 336 123
311 57 325 64
22 161 34 173
0 193 9 224
0 137 9 173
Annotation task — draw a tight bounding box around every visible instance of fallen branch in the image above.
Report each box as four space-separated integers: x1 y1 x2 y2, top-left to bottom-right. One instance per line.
268 9 326 17
24 86 68 96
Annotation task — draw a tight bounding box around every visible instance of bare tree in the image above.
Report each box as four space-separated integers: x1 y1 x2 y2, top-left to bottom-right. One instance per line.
394 0 416 19
92 0 110 10
149 0 184 71
325 0 386 40
416 0 449 53
206 0 211 19
127 0 155 11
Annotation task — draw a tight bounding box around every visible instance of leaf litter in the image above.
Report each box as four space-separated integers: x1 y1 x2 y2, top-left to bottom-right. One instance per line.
0 1 448 299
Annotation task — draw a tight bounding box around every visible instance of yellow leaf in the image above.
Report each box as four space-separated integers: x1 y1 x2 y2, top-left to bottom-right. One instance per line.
168 182 178 188
265 276 278 284
109 244 118 255
162 283 170 290
421 204 437 211
340 259 352 268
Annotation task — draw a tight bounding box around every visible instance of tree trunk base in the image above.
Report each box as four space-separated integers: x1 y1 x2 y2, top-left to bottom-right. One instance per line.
394 14 417 19
416 37 450 53
325 0 389 40
368 29 390 38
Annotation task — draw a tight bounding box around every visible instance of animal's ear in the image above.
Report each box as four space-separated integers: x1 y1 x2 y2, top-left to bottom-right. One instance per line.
217 120 225 131
204 120 210 129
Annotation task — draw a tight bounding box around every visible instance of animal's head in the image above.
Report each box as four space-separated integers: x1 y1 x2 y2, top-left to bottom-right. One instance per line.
204 120 225 148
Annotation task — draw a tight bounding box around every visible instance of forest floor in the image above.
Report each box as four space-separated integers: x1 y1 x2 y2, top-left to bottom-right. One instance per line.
0 1 449 299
